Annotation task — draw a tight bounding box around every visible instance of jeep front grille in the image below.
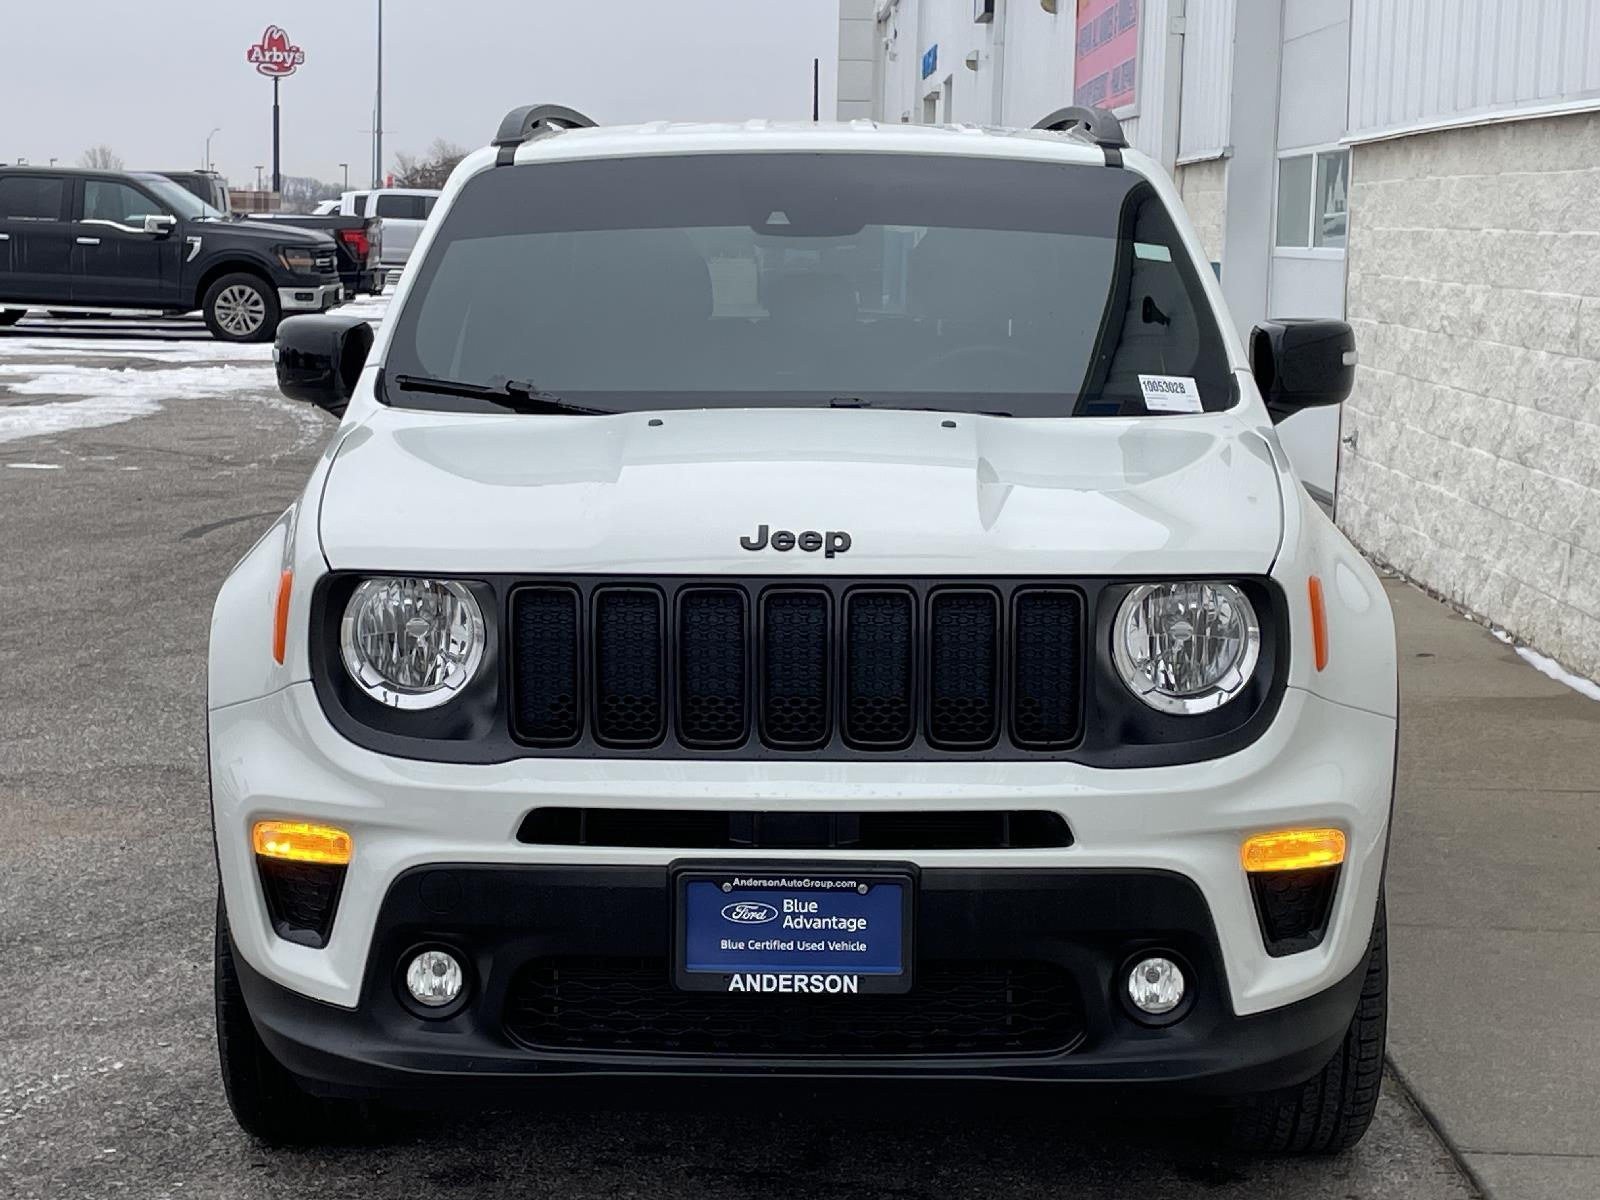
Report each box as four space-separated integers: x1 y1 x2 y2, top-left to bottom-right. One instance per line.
509 578 1084 757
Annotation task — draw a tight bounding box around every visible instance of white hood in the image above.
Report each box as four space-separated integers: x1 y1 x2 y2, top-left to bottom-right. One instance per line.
318 407 1285 576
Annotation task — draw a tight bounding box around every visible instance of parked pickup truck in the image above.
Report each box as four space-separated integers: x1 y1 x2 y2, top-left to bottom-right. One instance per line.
333 188 439 270
0 166 342 341
245 211 386 296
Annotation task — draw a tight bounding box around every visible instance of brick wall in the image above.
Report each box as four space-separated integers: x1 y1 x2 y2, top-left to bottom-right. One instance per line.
1176 158 1227 268
1339 110 1600 681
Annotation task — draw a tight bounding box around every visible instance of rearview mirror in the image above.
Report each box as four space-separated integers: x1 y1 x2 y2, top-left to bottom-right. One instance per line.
1249 319 1357 424
275 314 374 417
143 214 177 236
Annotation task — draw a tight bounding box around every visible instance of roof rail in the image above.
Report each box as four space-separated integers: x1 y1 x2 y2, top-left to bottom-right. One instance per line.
493 104 597 165
1033 105 1127 165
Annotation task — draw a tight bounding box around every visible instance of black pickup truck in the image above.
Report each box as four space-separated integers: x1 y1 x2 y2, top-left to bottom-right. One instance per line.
244 211 385 297
0 166 342 342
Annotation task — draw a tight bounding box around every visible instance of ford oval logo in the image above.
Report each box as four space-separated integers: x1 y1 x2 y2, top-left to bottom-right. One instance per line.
721 901 779 925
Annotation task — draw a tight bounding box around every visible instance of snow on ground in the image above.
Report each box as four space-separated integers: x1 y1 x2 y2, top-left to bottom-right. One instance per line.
0 363 276 445
0 292 391 446
1490 628 1600 702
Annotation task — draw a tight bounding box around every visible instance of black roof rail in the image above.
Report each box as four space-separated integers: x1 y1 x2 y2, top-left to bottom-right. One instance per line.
1033 105 1127 165
493 104 597 165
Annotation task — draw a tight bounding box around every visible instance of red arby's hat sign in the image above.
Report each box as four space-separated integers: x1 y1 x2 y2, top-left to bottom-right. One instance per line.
246 26 304 78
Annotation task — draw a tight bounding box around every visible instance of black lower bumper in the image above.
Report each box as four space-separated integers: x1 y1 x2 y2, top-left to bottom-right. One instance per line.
233 865 1363 1100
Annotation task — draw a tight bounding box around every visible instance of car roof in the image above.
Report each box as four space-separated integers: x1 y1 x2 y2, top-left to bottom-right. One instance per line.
503 120 1115 170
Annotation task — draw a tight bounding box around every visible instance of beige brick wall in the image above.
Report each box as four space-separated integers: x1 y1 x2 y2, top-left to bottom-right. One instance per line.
1176 158 1227 267
1339 111 1600 681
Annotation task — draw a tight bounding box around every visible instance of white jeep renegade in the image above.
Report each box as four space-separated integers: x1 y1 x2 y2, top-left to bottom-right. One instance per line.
209 104 1398 1153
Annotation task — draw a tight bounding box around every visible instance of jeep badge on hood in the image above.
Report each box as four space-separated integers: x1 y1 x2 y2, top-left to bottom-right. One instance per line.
740 525 852 557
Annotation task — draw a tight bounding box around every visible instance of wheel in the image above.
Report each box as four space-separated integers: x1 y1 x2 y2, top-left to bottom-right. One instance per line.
214 896 384 1144
202 273 279 343
1228 890 1388 1154
0 308 24 327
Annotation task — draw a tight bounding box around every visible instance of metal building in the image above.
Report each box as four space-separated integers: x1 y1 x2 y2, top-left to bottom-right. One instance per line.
837 0 1600 684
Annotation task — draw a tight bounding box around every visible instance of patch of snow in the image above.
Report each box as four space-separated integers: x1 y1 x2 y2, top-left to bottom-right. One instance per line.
1490 628 1600 701
0 363 275 444
5 462 62 470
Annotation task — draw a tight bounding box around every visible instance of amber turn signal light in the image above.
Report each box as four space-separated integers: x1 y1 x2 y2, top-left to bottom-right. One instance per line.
272 570 293 665
1308 575 1329 671
252 820 353 866
1241 828 1346 873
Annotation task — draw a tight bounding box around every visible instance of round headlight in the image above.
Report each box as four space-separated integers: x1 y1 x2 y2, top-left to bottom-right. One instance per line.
1112 581 1260 714
339 577 486 709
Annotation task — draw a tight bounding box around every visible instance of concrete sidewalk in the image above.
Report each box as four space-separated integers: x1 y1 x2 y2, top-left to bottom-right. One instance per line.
1385 577 1600 1199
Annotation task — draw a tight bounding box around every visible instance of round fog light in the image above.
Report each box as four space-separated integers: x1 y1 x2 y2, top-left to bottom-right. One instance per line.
1127 956 1185 1016
405 949 464 1008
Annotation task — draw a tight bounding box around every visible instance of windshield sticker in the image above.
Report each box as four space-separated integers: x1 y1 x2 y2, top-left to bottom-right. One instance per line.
1133 242 1173 261
1138 374 1203 413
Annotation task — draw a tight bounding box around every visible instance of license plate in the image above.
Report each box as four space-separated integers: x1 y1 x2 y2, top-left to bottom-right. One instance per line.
673 866 914 995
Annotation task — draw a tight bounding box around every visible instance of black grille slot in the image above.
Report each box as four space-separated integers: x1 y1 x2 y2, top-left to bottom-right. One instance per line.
511 587 581 745
760 590 830 749
516 808 1073 849
677 589 748 748
843 590 916 748
1011 589 1084 749
927 590 1000 748
505 958 1083 1057
593 589 665 747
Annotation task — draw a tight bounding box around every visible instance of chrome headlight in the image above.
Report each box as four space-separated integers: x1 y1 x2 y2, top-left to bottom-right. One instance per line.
339 577 485 709
1112 582 1261 714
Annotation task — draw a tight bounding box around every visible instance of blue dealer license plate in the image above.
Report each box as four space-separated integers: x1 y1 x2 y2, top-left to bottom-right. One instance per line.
673 867 914 995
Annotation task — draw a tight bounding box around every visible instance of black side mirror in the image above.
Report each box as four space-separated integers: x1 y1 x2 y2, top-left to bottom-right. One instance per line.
275 314 374 418
1249 319 1357 424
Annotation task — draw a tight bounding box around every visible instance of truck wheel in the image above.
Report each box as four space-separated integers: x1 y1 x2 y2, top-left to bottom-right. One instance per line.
0 309 24 327
202 273 279 343
1228 890 1387 1154
214 897 384 1144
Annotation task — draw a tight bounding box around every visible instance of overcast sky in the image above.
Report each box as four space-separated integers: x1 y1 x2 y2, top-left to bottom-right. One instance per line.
1 1 840 187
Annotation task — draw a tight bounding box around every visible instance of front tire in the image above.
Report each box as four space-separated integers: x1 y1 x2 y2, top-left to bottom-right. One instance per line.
1228 890 1388 1154
202 273 279 343
214 897 382 1144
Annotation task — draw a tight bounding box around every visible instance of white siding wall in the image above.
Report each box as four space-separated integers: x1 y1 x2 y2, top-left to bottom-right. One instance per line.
999 0 1079 125
1349 0 1600 140
1178 0 1235 160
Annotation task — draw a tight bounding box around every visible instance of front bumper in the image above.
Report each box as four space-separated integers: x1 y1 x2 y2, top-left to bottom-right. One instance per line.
233 863 1370 1098
211 681 1394 1025
277 281 343 312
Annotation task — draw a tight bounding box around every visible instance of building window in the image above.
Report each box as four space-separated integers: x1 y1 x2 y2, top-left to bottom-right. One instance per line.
1275 149 1348 251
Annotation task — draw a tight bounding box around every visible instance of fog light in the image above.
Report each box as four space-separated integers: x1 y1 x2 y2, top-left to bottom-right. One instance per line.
405 950 464 1008
1127 956 1185 1015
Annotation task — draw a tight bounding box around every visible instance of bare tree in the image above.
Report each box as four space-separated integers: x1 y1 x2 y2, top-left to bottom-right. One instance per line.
80 145 125 171
390 139 467 189
278 175 343 214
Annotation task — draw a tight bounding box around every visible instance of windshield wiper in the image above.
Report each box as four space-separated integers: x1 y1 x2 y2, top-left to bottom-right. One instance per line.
392 374 611 415
828 397 1013 417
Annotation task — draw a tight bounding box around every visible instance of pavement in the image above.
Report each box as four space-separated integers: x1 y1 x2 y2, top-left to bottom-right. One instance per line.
1383 579 1600 1200
0 303 1591 1198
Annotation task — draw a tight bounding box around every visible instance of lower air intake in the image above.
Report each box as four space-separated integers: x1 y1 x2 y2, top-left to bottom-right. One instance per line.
504 957 1084 1056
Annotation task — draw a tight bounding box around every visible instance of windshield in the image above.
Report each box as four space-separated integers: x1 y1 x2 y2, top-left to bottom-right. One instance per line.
384 153 1234 417
134 174 223 220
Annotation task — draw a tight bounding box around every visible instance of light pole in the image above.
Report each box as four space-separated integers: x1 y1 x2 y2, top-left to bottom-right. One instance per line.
49 157 57 166
339 162 349 189
205 127 221 172
255 165 265 190
373 0 383 187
